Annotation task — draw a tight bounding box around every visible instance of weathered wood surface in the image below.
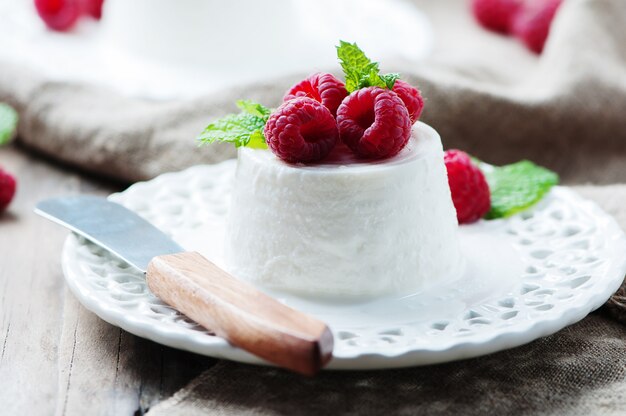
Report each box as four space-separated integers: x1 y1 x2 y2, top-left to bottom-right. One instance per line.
0 145 216 415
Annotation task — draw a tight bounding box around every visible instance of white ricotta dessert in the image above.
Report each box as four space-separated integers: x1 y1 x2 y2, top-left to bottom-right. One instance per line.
224 122 464 298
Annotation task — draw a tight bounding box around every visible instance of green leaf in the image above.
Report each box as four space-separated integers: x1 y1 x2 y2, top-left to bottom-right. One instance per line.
337 41 376 92
336 41 400 92
236 100 271 120
357 67 386 90
197 106 269 149
380 73 400 90
0 103 18 146
479 160 559 219
247 130 267 149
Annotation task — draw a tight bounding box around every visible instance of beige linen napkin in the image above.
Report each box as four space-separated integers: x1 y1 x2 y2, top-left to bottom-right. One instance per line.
148 314 626 416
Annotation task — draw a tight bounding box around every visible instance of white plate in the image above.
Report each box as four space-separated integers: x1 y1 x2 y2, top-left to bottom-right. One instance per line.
61 161 626 370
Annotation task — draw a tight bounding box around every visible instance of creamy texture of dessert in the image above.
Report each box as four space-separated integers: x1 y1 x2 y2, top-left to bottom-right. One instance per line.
224 122 464 297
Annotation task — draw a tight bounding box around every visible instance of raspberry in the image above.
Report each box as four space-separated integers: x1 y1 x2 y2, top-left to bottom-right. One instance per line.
444 150 491 224
512 0 563 54
336 87 411 159
471 0 523 34
284 73 348 117
81 0 104 19
264 97 339 163
392 80 424 124
34 0 81 31
0 168 16 212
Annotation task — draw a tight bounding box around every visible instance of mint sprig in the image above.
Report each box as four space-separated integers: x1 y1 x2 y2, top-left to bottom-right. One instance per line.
197 100 270 149
198 42 407 152
0 103 18 146
236 100 271 119
336 41 399 92
478 160 559 219
380 73 401 90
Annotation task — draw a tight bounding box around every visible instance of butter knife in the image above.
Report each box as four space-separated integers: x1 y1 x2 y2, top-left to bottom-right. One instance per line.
35 195 333 376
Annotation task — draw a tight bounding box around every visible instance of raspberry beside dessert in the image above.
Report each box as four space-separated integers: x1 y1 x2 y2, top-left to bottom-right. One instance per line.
0 168 16 212
512 0 563 54
392 80 424 123
264 97 339 163
35 0 81 31
471 0 523 34
470 0 563 54
336 87 412 159
444 150 491 224
82 0 104 19
284 73 348 117
34 0 105 31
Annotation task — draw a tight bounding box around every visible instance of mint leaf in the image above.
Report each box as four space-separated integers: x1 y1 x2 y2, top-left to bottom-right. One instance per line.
236 100 271 120
479 160 559 219
336 41 399 92
0 103 18 146
197 101 270 149
380 73 400 90
357 66 386 90
247 130 267 149
337 41 377 92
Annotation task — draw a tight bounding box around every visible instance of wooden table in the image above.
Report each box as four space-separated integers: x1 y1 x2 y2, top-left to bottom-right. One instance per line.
0 145 216 415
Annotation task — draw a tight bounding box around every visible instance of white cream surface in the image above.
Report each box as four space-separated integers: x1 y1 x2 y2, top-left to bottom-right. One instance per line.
224 122 464 298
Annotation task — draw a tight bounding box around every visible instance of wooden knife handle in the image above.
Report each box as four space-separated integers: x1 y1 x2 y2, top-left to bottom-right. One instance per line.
146 252 333 376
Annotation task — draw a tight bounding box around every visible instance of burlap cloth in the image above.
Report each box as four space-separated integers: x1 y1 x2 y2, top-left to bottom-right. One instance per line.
2 0 626 414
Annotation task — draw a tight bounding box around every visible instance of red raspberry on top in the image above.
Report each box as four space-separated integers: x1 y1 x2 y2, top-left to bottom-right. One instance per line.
0 168 16 212
264 97 339 164
392 80 424 124
444 150 491 224
284 73 348 117
336 87 411 160
34 0 81 31
471 0 523 34
512 0 563 54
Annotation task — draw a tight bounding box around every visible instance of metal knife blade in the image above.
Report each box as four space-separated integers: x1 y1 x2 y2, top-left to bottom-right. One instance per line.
35 194 334 375
35 196 184 273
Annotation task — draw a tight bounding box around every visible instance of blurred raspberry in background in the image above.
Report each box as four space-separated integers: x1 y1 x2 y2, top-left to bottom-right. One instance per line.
0 168 16 212
471 0 564 53
34 0 103 31
0 103 18 212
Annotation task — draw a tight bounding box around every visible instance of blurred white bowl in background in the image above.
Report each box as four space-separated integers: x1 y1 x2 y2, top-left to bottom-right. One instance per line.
0 0 433 100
